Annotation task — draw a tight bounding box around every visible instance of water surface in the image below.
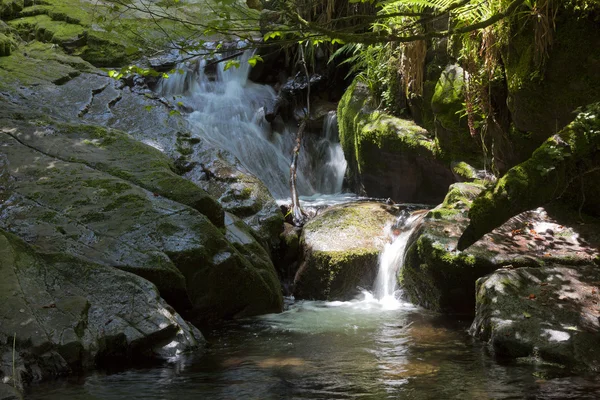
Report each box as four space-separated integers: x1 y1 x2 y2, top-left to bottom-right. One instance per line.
27 296 600 399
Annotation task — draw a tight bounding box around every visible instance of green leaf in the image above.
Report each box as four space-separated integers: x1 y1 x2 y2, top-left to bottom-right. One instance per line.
247 55 264 67
223 60 241 71
263 31 281 41
144 105 153 112
331 38 345 45
523 312 531 318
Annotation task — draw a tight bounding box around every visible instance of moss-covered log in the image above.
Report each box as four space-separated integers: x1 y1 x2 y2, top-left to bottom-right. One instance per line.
457 103 600 250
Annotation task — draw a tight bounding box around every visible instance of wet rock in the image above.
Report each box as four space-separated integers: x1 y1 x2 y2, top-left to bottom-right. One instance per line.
293 98 337 131
294 202 398 300
190 147 284 254
0 117 283 325
402 183 496 314
0 230 204 387
337 79 456 203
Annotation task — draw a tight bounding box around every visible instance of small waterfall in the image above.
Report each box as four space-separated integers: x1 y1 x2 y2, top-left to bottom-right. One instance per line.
373 210 424 306
313 112 347 193
156 51 347 200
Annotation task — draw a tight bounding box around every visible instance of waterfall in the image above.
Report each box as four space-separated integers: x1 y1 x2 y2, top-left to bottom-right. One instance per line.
373 210 424 305
157 51 347 200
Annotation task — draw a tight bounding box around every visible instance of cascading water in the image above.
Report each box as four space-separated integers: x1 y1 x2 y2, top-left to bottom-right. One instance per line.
373 210 425 307
157 51 347 200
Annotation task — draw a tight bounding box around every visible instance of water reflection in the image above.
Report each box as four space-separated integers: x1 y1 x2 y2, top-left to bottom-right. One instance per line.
27 298 600 400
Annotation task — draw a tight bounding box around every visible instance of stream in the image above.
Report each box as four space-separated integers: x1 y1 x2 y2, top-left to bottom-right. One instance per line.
25 299 600 399
22 51 600 399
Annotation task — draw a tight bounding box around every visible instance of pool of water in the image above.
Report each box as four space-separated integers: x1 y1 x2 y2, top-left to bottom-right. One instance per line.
27 295 600 399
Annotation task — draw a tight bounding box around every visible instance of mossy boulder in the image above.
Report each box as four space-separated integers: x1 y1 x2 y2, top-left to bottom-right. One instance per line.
471 263 600 371
458 102 600 250
189 145 285 254
294 202 398 300
401 182 496 313
502 3 600 160
402 180 600 320
0 116 283 326
338 79 455 203
0 229 204 388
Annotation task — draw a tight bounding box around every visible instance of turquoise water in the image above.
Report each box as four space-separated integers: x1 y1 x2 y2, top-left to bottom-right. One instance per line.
27 296 600 399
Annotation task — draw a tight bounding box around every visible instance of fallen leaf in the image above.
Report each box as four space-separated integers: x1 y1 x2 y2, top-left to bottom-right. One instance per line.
540 282 549 286
528 294 536 300
530 229 537 235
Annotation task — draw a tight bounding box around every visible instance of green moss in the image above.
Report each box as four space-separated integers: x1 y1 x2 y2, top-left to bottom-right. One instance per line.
401 234 495 313
337 78 442 189
459 103 600 249
84 179 131 195
0 0 24 19
452 161 477 180
102 193 147 212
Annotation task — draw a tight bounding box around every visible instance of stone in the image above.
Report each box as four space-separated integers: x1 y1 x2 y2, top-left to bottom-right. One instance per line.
458 103 600 250
337 79 456 203
471 262 600 371
0 116 283 325
294 202 399 300
0 229 204 387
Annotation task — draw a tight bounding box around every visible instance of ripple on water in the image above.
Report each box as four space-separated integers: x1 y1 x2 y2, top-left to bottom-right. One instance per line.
26 296 600 400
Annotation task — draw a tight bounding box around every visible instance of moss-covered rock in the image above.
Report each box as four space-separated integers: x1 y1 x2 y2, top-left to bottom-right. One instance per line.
502 3 600 160
0 0 23 20
0 31 16 56
431 64 480 163
458 102 600 250
5 119 224 227
401 182 496 313
294 202 398 300
0 229 204 388
337 79 456 203
471 260 600 371
0 116 283 326
190 145 284 254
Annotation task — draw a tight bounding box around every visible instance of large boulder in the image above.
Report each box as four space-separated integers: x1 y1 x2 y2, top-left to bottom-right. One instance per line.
469 206 600 370
0 230 203 387
188 146 284 253
337 80 456 203
294 202 398 300
0 116 283 325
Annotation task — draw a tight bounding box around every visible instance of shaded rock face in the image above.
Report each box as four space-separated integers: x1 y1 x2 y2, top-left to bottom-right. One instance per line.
502 4 600 161
0 116 283 325
337 80 455 204
0 230 204 387
0 383 22 400
294 202 399 300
